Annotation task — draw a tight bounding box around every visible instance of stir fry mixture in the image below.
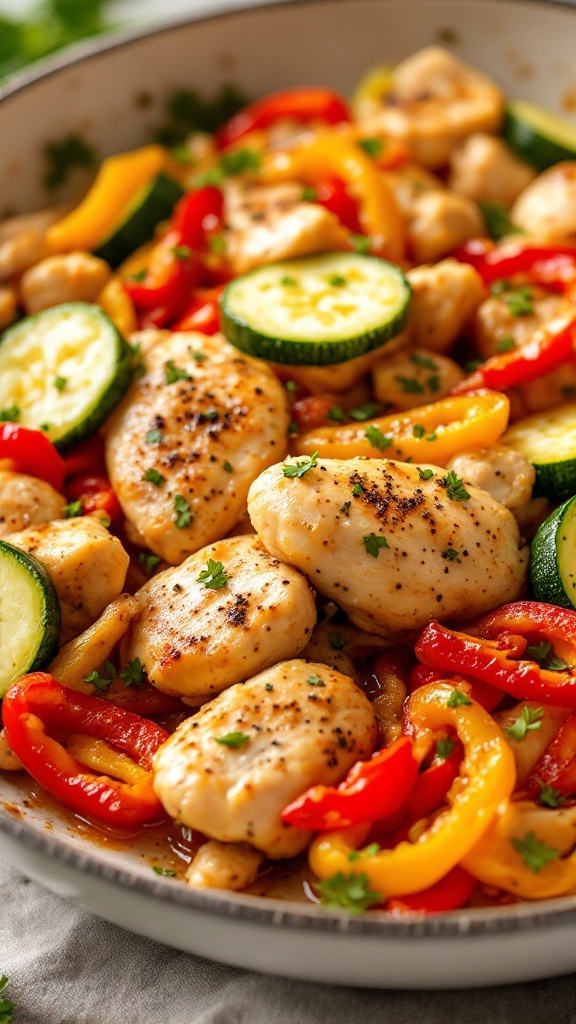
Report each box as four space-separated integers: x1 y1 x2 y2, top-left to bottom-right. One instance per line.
3 47 576 916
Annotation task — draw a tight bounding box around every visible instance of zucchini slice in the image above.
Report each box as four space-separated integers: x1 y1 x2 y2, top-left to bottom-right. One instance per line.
94 172 184 268
0 540 60 697
220 253 411 366
0 302 132 451
530 496 576 609
503 402 576 498
503 100 576 171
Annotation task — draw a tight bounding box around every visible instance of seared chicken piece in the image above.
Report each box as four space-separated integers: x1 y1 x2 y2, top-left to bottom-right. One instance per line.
153 659 378 858
186 841 264 891
407 190 484 264
372 347 464 411
271 337 407 396
511 162 576 243
121 535 316 700
446 444 535 512
248 457 528 637
357 48 504 169
449 133 535 206
20 252 111 315
0 205 67 281
301 619 389 683
473 285 563 360
8 517 129 645
407 259 484 353
0 469 65 538
381 163 444 214
223 180 347 275
105 331 289 565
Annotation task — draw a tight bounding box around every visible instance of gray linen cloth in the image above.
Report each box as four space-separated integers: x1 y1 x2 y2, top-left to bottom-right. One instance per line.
1 858 575 1024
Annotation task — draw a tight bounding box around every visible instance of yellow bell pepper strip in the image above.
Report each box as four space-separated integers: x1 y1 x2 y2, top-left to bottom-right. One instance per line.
260 130 406 262
462 800 576 899
46 145 171 253
293 390 510 466
308 682 516 900
98 277 137 337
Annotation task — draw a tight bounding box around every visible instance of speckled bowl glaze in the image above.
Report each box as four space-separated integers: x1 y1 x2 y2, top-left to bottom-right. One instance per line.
1 0 576 989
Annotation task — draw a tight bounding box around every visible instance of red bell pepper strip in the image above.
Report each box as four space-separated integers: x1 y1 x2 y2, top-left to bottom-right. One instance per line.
216 87 351 149
281 736 418 831
0 423 65 493
103 681 183 717
451 306 576 395
526 713 576 800
66 473 123 527
313 175 362 234
375 742 463 841
63 434 106 479
172 285 224 334
124 227 202 312
415 602 576 707
1 673 168 828
454 239 576 288
409 665 504 712
386 866 477 915
172 186 224 250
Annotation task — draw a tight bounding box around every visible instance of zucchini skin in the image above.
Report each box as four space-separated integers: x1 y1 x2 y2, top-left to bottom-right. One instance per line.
0 540 60 697
94 173 184 268
530 496 576 609
503 102 576 172
533 461 576 501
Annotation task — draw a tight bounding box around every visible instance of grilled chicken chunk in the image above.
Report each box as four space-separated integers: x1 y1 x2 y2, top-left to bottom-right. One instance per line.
248 457 528 637
0 469 65 537
153 659 377 858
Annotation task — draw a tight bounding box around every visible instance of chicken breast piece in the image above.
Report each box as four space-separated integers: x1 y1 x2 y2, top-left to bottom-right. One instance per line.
448 133 535 206
407 190 484 264
248 457 528 637
20 252 111 315
153 659 378 858
511 162 576 244
372 347 464 411
105 331 289 565
186 841 264 891
407 259 484 353
121 535 316 699
8 516 129 645
446 444 535 512
0 469 66 538
473 285 563 360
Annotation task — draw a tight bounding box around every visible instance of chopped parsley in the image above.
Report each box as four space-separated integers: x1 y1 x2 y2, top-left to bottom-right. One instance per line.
349 234 371 255
280 275 298 287
327 404 346 423
413 424 426 439
164 359 192 384
284 380 297 394
441 471 471 503
364 424 392 451
0 406 19 422
145 428 164 445
139 551 161 574
265 682 274 691
64 499 83 518
537 782 566 809
197 558 231 590
208 233 226 255
349 402 385 421
0 974 14 1024
317 871 381 914
128 340 145 378
358 136 383 158
411 353 438 370
417 467 434 480
152 865 176 877
307 675 325 687
352 482 364 496
426 374 441 392
447 688 472 708
203 409 219 422
511 831 560 873
395 375 425 394
526 641 570 673
215 731 250 748
329 631 348 651
223 461 233 473
142 468 166 486
54 375 67 392
362 533 389 558
192 350 208 363
196 146 261 186
491 280 533 316
171 244 192 261
339 501 351 516
328 273 347 287
495 335 516 353
119 658 146 688
301 186 318 202
505 706 543 742
84 659 115 692
442 548 461 563
435 737 454 761
479 201 521 242
173 493 193 529
282 451 319 478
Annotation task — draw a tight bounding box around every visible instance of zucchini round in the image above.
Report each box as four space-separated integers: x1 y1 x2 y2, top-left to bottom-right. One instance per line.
503 100 576 171
0 302 132 451
0 540 60 697
530 496 576 609
220 252 411 366
94 172 184 268
503 402 576 498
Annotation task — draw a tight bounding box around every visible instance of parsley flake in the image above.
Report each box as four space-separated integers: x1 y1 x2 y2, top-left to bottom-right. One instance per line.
526 641 570 673
395 375 425 394
362 533 389 558
139 551 161 574
0 406 19 422
479 202 522 241
171 244 192 261
349 234 371 255
208 233 226 255
511 831 560 873
282 451 319 478
417 467 434 480
119 658 146 688
301 186 317 202
152 865 176 877
413 424 426 439
537 782 566 809
505 705 543 742
307 675 325 686
265 682 274 691
317 871 381 914
142 468 166 486
223 460 233 473
196 147 261 187
64 499 83 518
145 428 164 445
352 482 364 496
442 548 461 563
447 688 472 708
495 335 516 353
411 353 438 370
215 731 250 748
84 659 116 692
54 375 67 392
442 471 471 503
173 493 193 529
280 275 298 287
128 340 145 378
358 136 383 158
435 737 454 761
328 404 346 423
340 501 351 516
197 558 231 590
164 360 192 385
364 425 392 451
427 374 441 392
349 402 385 421
329 631 348 651
328 273 347 287
192 350 208 363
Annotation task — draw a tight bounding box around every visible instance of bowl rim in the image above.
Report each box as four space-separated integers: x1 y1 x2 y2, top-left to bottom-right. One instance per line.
1 0 576 938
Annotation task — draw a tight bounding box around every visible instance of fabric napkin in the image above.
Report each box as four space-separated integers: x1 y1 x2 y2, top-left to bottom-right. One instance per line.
1 858 575 1024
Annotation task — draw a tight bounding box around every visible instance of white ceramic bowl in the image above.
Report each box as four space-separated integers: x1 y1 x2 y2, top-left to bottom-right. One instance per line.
2 0 576 989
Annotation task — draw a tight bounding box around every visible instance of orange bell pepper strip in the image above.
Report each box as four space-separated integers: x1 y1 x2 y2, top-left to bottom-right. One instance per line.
46 145 171 253
292 390 510 466
260 130 406 262
308 682 515 899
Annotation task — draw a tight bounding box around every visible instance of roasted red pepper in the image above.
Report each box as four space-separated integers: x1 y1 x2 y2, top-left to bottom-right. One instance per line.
386 866 477 915
1 673 167 828
172 285 224 334
103 680 183 717
375 742 462 842
216 87 351 149
526 713 576 800
451 306 576 395
409 665 504 712
124 227 202 312
281 736 418 831
313 175 362 234
172 185 224 250
66 473 123 527
63 434 106 479
415 602 576 708
454 239 576 288
0 423 65 493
